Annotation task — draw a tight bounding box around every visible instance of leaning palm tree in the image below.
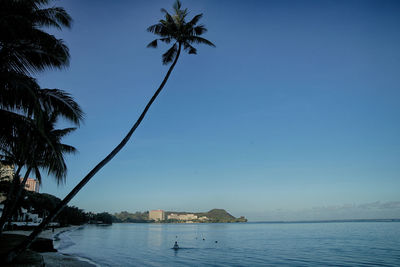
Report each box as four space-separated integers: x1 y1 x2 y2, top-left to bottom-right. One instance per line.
3 0 214 262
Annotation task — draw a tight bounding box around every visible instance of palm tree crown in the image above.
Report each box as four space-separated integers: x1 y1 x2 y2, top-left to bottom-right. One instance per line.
147 0 215 64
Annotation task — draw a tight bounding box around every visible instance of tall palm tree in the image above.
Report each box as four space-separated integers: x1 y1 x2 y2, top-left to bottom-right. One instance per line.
3 0 214 262
0 112 77 234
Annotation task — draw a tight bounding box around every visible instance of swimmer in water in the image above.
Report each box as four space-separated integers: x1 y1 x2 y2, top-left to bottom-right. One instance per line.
173 241 179 250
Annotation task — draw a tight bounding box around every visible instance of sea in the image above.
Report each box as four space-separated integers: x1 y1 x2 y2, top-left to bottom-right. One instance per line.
54 221 400 266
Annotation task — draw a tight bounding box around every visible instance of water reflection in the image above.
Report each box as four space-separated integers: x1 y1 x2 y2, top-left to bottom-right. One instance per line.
147 224 164 247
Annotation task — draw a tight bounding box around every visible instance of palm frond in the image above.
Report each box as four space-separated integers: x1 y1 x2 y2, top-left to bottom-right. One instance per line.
51 127 77 138
193 25 207 35
34 7 72 29
173 0 182 12
159 37 171 44
160 8 169 15
147 39 158 48
183 42 197 54
162 43 178 65
187 36 215 47
188 14 203 27
59 144 77 154
39 89 84 125
147 23 163 34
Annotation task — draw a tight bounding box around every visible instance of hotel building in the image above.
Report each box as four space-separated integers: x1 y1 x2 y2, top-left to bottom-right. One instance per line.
149 210 165 221
21 178 40 193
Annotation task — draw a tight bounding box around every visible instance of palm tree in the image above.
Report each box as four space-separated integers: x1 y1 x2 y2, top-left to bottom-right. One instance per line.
0 0 83 237
0 112 77 234
3 0 214 262
0 81 83 236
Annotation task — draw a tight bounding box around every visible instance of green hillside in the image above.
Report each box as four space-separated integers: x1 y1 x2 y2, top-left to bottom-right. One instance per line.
197 209 247 223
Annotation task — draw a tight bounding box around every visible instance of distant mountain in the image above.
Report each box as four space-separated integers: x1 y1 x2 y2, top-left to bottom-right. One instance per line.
167 209 247 223
197 209 235 221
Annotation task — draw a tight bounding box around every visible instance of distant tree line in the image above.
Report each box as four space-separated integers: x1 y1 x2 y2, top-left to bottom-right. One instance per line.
113 211 152 223
88 212 113 225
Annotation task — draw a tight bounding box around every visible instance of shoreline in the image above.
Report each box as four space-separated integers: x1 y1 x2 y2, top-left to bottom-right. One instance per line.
41 251 98 267
4 225 98 266
49 225 99 266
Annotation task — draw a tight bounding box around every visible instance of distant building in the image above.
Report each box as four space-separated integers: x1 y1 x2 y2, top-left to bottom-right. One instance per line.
167 213 199 221
167 213 180 220
179 214 198 221
149 210 165 221
21 178 40 193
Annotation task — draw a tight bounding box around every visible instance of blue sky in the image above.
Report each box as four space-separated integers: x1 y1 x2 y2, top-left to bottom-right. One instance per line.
37 0 400 221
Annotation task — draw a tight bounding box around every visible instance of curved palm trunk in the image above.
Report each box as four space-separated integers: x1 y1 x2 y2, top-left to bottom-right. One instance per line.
0 165 22 236
4 44 182 263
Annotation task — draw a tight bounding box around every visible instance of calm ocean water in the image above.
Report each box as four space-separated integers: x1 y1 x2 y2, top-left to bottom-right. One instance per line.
55 222 400 266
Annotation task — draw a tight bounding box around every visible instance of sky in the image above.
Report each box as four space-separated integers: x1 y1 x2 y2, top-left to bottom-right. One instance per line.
35 0 400 221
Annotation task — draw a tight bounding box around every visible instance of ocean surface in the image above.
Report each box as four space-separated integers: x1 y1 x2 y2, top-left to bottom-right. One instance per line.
55 222 400 266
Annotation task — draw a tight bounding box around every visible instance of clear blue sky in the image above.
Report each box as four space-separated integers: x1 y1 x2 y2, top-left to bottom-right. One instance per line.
37 0 400 221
